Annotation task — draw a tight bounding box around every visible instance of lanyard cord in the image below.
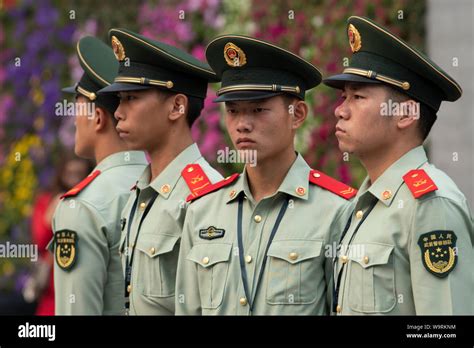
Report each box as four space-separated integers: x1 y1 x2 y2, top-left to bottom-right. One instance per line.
124 190 159 304
332 198 378 312
237 194 290 313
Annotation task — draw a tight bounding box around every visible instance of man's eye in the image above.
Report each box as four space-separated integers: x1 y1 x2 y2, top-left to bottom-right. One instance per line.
254 108 266 113
354 94 364 99
226 109 237 114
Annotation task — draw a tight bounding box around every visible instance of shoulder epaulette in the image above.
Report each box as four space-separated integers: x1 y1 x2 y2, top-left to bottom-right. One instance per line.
181 164 213 198
186 173 239 202
403 169 438 198
309 169 357 200
60 170 101 199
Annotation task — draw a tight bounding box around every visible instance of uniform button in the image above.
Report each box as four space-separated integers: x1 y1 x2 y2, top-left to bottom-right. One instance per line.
202 257 210 265
341 255 348 264
127 285 131 293
254 215 262 223
187 166 194 173
356 210 363 219
245 255 252 263
239 297 248 306
289 252 298 260
336 305 342 313
150 247 156 255
229 190 236 199
139 202 146 210
363 256 369 264
312 172 321 178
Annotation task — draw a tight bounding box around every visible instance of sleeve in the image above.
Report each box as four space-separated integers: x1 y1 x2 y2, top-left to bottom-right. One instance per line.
409 196 474 315
175 207 202 315
53 200 109 315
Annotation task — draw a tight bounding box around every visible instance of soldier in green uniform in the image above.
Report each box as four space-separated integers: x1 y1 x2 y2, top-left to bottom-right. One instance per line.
98 29 222 315
323 16 474 315
51 36 148 315
175 35 357 315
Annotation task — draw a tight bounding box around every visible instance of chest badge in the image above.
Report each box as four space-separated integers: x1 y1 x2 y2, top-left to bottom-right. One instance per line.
199 226 225 240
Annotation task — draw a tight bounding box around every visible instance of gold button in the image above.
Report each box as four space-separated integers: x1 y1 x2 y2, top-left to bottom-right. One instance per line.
202 257 210 265
336 305 342 313
229 190 236 199
341 255 348 264
296 186 306 196
187 166 194 173
254 215 262 223
150 247 156 255
356 210 363 219
289 252 298 260
313 172 321 178
139 202 146 210
245 255 252 263
161 184 170 194
239 297 248 306
382 190 392 200
127 285 131 293
363 256 369 264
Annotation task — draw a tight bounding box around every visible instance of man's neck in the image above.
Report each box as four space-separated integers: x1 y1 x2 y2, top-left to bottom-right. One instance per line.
94 134 128 164
246 149 297 203
148 134 193 182
360 142 422 185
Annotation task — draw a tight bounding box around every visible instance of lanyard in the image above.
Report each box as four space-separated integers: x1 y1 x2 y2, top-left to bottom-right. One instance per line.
237 194 289 313
332 198 378 312
124 190 159 306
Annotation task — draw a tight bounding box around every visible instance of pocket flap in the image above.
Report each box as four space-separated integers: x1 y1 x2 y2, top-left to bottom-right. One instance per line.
349 242 394 268
187 243 232 268
135 233 180 258
267 239 323 264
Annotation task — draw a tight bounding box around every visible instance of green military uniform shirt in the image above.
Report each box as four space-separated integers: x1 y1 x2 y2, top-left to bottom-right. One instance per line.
176 154 354 315
52 151 148 315
334 146 474 315
120 143 222 315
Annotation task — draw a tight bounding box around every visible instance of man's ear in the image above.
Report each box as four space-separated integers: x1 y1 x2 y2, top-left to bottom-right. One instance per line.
290 100 308 130
397 99 420 130
169 94 188 121
93 106 109 132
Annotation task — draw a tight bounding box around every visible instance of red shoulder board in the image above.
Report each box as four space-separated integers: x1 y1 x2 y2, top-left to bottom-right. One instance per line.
181 164 213 198
309 169 357 200
186 173 239 202
60 170 101 199
403 169 438 198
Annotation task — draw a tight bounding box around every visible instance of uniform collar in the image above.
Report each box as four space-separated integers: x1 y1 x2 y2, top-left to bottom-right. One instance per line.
360 145 428 206
138 143 203 199
95 151 148 172
226 153 310 204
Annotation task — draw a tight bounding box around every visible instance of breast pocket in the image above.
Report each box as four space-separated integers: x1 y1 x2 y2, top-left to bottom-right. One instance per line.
135 233 180 298
347 242 396 313
187 243 232 310
266 239 324 305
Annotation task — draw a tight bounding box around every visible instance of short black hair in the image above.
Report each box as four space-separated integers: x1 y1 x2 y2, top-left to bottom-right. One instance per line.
384 86 437 141
156 89 204 127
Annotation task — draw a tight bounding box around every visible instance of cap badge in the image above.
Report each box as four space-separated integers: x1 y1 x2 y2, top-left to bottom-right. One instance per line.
348 24 362 53
224 42 247 67
111 35 126 61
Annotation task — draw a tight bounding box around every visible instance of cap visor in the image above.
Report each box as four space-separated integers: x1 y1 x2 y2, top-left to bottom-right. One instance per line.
213 91 283 103
61 85 77 94
98 83 152 94
323 73 382 89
